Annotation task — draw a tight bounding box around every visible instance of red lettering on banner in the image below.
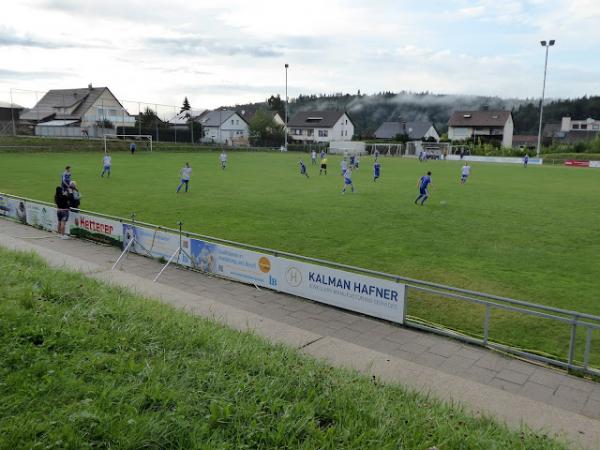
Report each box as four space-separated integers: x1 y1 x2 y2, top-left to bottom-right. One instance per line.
564 160 590 168
78 217 114 235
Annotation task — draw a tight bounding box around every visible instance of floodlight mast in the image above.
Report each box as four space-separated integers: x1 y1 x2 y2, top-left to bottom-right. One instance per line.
284 63 289 152
536 39 555 159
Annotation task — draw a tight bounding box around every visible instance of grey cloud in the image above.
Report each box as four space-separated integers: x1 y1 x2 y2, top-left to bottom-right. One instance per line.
0 26 97 49
0 68 69 80
146 36 283 58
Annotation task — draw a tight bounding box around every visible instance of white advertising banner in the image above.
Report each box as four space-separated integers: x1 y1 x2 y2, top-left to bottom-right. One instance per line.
70 214 123 246
589 161 600 168
122 224 192 267
188 238 278 289
275 258 405 324
0 195 27 223
25 201 57 232
446 155 543 165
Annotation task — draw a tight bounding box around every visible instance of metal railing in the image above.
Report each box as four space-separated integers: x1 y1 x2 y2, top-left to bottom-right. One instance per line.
1 191 599 376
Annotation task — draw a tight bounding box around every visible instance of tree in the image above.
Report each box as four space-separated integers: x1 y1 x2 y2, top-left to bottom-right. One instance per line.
249 109 284 146
180 97 191 113
267 94 285 118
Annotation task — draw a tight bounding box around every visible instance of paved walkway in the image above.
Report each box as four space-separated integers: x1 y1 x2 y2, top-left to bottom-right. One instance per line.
1 219 599 449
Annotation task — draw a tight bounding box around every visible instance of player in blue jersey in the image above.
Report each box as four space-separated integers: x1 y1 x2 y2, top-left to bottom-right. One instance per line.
414 171 432 205
101 153 112 178
349 154 356 168
342 167 354 193
299 159 309 178
373 160 381 181
61 166 72 192
523 153 529 168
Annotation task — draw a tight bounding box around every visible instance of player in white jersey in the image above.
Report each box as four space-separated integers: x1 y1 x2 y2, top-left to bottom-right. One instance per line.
342 167 355 194
220 151 228 170
460 162 471 184
340 158 348 176
101 153 112 178
311 150 317 165
176 163 192 193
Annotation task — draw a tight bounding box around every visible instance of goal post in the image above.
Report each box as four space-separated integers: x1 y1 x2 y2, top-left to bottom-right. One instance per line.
103 134 153 154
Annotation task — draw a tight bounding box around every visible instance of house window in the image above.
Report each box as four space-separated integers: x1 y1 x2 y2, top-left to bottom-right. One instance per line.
346 119 348 125
231 120 234 125
307 129 314 136
573 124 580 129
294 129 301 135
581 124 587 130
318 130 328 137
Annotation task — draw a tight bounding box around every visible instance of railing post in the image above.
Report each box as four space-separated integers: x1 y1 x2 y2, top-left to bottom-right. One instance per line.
483 303 491 345
401 283 408 325
583 328 592 370
567 315 578 368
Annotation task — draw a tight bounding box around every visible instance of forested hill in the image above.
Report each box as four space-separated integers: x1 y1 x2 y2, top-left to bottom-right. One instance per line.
230 92 600 137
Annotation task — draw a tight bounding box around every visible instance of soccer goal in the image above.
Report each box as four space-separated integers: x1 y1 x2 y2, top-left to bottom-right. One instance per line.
103 134 153 154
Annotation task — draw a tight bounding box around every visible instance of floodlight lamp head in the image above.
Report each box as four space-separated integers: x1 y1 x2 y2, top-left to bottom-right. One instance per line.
285 63 289 69
540 40 547 46
549 39 555 46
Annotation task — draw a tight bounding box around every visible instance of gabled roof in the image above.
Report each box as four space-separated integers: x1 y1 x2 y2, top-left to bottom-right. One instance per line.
374 121 435 140
448 110 511 127
0 101 24 109
168 108 206 125
196 109 246 127
288 110 351 128
20 87 127 122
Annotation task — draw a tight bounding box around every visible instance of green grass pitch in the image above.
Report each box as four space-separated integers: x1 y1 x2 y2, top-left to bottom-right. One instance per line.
1 150 599 364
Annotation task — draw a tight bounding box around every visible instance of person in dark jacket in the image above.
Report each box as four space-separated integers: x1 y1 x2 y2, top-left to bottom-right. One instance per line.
54 186 70 239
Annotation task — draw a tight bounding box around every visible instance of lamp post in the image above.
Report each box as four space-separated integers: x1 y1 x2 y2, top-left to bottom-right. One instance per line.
284 63 289 151
536 39 555 158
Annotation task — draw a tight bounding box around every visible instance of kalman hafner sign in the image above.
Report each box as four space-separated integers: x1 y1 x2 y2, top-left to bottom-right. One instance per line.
278 259 405 324
308 272 400 302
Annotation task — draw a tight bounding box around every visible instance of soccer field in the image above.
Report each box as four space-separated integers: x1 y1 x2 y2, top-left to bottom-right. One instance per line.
2 150 600 362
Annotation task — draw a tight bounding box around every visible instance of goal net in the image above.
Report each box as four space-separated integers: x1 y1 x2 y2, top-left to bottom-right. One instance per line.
103 134 153 154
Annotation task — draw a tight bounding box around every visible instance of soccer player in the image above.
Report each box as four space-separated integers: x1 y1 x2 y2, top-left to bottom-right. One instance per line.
460 162 471 184
299 159 309 178
130 142 137 155
523 153 529 168
342 167 354 194
340 158 347 176
349 154 356 168
61 166 72 192
320 155 328 175
373 160 381 182
355 155 360 169
320 150 326 159
220 151 228 170
101 153 112 178
176 162 192 193
311 150 317 165
414 171 432 205
373 149 380 160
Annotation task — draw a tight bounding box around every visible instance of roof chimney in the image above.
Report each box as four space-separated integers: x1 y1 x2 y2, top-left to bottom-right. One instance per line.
88 83 93 90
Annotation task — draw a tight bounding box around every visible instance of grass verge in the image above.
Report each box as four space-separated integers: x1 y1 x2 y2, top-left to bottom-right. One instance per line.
0 247 567 449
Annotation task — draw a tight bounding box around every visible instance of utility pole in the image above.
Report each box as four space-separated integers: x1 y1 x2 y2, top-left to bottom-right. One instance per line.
536 40 555 158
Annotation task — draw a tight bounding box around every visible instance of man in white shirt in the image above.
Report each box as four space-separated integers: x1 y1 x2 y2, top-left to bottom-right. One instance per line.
176 162 192 193
220 151 228 170
101 153 112 178
460 162 471 184
340 158 348 176
311 150 317 165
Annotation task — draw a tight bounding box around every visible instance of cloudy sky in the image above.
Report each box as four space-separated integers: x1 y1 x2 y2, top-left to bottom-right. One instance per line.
1 0 599 112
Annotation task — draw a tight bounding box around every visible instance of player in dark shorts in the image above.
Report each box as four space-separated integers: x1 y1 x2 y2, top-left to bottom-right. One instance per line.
320 156 328 175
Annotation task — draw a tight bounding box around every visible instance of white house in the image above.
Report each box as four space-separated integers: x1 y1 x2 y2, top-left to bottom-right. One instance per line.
198 109 249 145
560 116 600 132
288 110 354 143
374 121 439 141
20 84 135 137
448 110 514 148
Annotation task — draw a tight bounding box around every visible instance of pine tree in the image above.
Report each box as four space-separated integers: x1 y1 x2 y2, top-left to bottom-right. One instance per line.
180 97 191 113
